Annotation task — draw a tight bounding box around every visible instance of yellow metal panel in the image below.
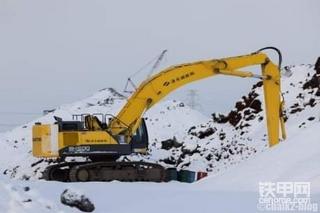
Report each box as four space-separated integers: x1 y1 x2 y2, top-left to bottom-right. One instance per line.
79 131 118 145
32 124 59 158
33 126 118 157
60 132 79 146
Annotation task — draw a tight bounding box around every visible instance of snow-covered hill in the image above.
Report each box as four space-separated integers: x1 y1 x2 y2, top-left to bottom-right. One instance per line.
0 64 319 212
0 85 265 179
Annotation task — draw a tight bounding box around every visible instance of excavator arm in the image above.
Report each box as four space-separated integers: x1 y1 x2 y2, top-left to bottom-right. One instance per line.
109 49 286 147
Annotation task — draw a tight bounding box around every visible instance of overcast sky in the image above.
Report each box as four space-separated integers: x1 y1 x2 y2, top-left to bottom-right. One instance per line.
0 0 319 131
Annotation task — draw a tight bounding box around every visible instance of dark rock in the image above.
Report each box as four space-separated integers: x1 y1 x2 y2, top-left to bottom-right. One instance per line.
303 74 320 90
228 149 234 155
283 113 289 122
161 157 176 165
305 98 316 107
187 126 196 133
219 132 226 140
245 114 255 121
243 109 251 116
252 81 263 90
181 145 200 156
180 162 191 168
61 189 95 212
197 128 216 139
212 113 229 124
21 175 30 181
223 154 230 159
298 122 306 128
9 166 20 178
161 137 182 150
308 117 315 121
290 103 299 108
178 102 185 107
228 111 242 126
102 98 114 105
314 57 320 74
105 87 126 98
214 153 222 161
212 90 261 127
205 154 213 161
235 101 246 111
188 127 216 139
296 93 304 99
290 107 304 114
243 91 259 106
31 159 44 167
249 99 262 113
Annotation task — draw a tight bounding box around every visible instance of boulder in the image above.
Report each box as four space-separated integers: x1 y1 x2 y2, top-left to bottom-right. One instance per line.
61 189 95 212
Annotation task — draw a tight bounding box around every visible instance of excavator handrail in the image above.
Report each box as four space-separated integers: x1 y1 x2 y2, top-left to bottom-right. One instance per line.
72 113 132 133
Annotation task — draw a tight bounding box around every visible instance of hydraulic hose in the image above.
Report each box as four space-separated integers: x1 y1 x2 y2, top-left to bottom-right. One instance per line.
256 46 282 70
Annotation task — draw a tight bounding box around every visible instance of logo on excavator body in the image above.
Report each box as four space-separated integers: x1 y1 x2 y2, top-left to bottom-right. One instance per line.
163 71 195 87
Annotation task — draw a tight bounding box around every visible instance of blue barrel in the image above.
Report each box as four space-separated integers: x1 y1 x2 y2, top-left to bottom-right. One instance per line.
177 170 196 183
165 168 178 182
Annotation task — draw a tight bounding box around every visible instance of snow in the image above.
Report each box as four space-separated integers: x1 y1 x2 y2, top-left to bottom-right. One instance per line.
0 176 260 213
199 121 320 192
0 65 320 212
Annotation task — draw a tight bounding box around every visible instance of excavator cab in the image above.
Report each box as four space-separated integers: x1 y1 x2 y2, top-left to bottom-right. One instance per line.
82 114 148 152
130 118 149 153
84 115 105 131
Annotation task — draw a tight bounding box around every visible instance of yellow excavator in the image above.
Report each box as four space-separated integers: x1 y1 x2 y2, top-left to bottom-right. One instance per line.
32 47 286 182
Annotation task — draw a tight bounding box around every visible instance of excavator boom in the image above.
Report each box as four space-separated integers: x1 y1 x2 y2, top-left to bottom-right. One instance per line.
110 50 285 147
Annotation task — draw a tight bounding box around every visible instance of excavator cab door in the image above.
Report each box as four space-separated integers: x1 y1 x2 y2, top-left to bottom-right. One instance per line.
130 118 149 153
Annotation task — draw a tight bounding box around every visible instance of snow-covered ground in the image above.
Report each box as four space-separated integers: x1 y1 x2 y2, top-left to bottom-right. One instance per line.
0 64 320 212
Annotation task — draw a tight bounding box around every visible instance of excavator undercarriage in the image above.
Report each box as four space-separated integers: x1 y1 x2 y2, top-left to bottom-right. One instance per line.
43 161 166 182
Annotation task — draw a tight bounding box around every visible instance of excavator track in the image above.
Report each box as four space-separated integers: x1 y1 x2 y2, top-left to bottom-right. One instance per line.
42 161 166 182
42 162 83 182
